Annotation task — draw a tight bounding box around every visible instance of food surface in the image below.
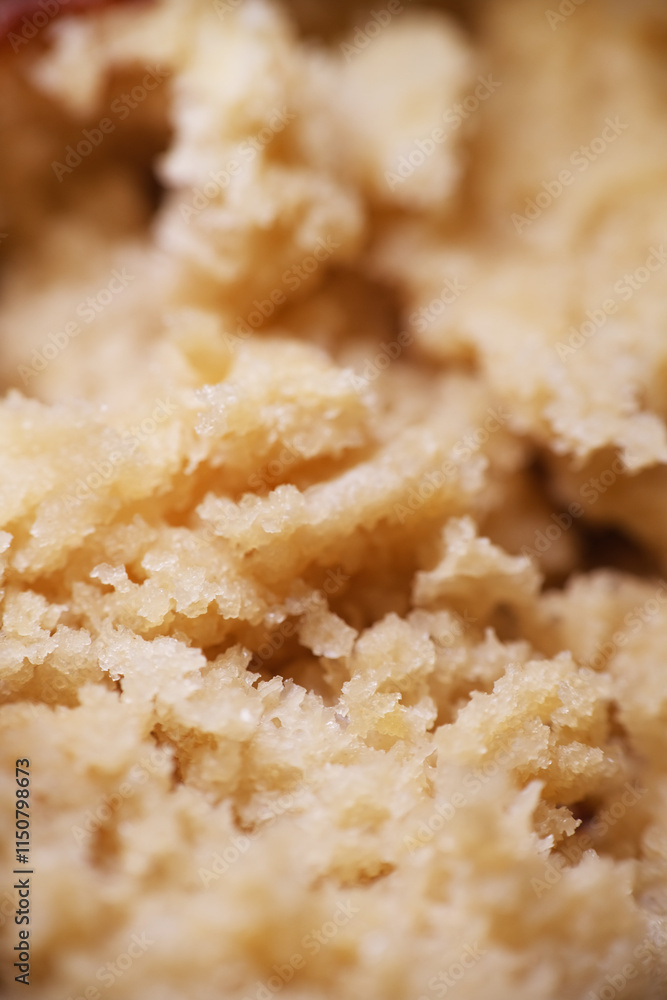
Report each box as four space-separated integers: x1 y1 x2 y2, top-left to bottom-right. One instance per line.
1 0 667 997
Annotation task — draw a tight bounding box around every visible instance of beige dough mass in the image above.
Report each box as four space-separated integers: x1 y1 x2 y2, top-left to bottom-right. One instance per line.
1 0 667 997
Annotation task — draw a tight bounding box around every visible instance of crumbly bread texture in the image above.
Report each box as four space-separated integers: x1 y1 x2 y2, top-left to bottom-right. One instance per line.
1 0 667 997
